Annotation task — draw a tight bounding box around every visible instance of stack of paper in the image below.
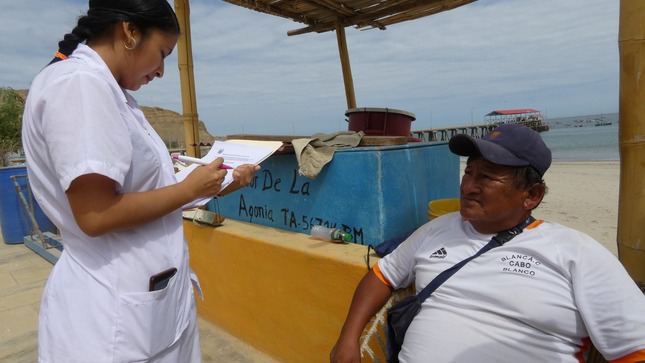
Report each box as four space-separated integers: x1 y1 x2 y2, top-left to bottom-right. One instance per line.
175 140 283 207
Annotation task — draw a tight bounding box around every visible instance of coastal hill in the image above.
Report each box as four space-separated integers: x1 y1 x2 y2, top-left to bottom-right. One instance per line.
12 89 217 148
137 105 218 148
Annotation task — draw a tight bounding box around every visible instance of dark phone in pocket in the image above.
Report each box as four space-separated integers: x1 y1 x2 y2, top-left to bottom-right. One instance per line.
149 267 177 291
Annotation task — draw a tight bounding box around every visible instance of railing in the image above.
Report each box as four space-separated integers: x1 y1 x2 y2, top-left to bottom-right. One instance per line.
411 119 550 141
411 123 500 142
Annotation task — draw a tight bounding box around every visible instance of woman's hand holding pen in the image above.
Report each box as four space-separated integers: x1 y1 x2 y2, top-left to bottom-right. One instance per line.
181 157 228 199
177 154 260 199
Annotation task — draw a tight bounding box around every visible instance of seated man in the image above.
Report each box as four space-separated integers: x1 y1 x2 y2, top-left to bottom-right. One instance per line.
330 124 645 363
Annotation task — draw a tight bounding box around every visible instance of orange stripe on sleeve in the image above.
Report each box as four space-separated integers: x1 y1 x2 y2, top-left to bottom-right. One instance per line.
609 349 645 363
372 263 392 288
526 219 544 230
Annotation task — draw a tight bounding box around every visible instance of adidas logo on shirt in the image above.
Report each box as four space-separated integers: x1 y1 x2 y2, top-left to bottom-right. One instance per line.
430 247 447 259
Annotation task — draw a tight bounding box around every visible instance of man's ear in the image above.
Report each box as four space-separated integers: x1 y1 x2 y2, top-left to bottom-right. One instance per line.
525 183 546 210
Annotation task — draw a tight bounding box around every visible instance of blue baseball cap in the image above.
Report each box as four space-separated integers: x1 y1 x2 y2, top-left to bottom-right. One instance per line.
449 123 552 176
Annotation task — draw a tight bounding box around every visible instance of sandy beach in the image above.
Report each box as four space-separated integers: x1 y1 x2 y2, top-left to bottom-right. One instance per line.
538 161 620 255
462 160 620 255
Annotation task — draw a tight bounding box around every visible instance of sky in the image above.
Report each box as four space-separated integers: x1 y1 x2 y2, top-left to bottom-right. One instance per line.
1 0 619 138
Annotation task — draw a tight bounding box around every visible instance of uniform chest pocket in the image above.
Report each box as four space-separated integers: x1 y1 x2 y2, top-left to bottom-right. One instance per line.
113 272 188 361
120 110 164 193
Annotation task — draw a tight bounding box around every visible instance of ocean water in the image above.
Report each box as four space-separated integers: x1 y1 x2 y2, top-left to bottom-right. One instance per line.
540 113 619 161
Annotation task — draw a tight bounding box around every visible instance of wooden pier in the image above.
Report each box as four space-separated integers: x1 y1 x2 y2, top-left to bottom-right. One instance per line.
411 117 550 142
411 123 499 142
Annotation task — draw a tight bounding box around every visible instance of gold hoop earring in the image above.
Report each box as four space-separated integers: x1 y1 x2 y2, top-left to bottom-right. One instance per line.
124 37 137 50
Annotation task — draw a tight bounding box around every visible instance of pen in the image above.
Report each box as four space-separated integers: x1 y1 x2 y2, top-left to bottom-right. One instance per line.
172 154 233 169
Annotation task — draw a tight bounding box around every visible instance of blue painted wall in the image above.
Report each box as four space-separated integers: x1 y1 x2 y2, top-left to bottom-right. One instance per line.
0 166 57 244
208 142 459 246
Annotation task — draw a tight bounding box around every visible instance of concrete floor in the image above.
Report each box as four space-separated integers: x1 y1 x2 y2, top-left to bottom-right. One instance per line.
0 229 278 363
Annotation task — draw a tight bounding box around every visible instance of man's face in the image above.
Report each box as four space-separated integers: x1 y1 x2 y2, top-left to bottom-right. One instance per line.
459 156 530 234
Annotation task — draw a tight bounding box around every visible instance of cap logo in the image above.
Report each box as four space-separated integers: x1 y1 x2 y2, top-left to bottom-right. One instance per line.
489 131 502 139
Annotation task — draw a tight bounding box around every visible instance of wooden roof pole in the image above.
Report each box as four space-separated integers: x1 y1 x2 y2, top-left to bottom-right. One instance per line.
618 0 645 291
174 0 201 157
335 21 357 109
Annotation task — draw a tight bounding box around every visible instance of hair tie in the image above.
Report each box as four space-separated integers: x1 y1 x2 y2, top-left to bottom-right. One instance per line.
54 51 68 60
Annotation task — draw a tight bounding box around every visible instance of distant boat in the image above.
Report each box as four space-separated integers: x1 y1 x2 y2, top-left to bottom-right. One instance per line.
593 114 612 126
594 121 612 126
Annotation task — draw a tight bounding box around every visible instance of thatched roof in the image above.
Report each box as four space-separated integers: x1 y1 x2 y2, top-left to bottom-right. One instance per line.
223 0 477 36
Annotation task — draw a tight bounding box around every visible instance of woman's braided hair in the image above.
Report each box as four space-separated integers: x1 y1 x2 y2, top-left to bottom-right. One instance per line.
49 0 180 65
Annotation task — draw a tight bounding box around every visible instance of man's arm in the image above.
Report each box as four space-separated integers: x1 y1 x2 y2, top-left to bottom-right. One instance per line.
330 268 394 363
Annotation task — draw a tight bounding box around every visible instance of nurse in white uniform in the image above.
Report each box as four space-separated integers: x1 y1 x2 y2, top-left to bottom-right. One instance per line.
21 1 258 362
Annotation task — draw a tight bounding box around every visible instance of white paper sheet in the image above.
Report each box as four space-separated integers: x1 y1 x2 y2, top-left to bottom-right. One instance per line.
175 140 283 208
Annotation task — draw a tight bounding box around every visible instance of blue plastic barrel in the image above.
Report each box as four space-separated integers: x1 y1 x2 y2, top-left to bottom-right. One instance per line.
0 166 57 244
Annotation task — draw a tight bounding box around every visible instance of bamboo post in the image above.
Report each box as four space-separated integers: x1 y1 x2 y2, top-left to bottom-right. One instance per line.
618 0 645 291
336 21 357 110
174 0 201 157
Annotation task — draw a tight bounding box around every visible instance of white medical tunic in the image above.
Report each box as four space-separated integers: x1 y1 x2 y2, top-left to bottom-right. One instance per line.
22 44 201 362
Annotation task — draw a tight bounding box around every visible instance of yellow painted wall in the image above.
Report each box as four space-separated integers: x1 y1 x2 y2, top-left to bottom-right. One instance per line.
185 219 382 362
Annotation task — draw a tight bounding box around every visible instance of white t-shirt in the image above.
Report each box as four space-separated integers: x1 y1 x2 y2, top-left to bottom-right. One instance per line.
378 212 645 362
22 44 199 362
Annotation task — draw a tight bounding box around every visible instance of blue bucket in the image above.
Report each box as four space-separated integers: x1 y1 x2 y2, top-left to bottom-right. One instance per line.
0 166 57 244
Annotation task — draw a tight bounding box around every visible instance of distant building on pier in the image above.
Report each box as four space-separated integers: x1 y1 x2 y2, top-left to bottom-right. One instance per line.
410 108 549 142
484 108 549 132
